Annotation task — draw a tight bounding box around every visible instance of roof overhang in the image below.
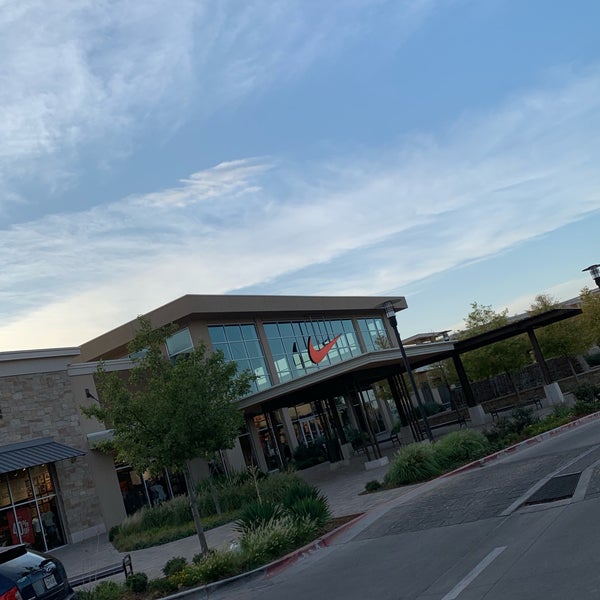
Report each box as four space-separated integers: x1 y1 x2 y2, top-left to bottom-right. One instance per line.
0 438 85 474
238 341 455 412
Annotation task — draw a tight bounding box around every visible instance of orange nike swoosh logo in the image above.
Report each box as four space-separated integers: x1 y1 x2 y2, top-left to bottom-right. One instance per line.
307 335 341 364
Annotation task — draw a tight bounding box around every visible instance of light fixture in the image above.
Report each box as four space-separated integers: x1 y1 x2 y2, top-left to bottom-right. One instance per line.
583 264 600 289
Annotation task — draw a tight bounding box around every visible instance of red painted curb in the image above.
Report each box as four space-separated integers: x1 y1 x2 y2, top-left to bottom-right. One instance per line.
264 513 366 578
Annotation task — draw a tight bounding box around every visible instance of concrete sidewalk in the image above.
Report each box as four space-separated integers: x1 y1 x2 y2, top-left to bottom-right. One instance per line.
52 444 414 586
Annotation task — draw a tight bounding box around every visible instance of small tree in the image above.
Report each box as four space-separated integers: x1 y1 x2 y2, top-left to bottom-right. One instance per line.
579 287 600 348
457 302 530 382
528 294 588 378
82 317 253 554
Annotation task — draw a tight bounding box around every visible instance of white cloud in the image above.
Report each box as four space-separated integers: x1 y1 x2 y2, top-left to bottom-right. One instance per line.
2 65 600 349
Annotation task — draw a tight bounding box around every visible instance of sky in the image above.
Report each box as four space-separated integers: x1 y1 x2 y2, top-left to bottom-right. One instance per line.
1 0 600 351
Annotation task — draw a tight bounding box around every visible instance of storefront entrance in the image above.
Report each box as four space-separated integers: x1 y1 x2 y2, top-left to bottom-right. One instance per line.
0 464 65 551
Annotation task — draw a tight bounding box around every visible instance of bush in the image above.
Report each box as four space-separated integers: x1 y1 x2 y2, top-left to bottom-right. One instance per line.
147 577 178 595
87 581 122 600
235 501 284 534
286 495 331 528
280 480 319 508
240 516 318 569
364 479 382 493
194 549 244 584
384 443 442 486
292 439 327 470
162 556 187 577
433 430 490 470
125 572 148 593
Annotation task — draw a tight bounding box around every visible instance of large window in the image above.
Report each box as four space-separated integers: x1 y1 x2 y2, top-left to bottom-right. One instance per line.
0 465 64 552
357 318 389 351
264 319 362 383
208 324 271 392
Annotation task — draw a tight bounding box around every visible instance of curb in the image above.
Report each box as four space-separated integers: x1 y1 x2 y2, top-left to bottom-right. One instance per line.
442 410 600 477
159 512 367 599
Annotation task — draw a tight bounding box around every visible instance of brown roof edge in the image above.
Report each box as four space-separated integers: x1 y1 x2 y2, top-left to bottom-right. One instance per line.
77 294 408 363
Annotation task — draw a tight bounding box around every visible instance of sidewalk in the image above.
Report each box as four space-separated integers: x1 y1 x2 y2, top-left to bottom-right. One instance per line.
52 444 413 586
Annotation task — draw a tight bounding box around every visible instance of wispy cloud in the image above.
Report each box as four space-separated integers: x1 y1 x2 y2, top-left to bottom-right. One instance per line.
1 64 600 349
0 0 433 213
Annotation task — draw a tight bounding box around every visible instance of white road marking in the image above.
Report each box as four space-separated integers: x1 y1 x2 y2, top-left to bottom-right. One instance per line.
441 546 507 600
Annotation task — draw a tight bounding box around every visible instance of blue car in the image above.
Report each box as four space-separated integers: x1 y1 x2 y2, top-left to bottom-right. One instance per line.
0 546 76 600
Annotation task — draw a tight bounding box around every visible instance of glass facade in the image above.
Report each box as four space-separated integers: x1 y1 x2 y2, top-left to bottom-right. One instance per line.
264 318 380 383
208 324 271 392
357 318 389 351
0 465 64 551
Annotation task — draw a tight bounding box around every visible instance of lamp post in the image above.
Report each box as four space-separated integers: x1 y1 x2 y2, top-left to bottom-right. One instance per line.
381 301 433 442
583 264 600 289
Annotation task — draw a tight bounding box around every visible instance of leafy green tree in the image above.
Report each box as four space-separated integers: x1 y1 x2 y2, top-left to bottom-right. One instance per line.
83 317 253 554
457 302 530 382
528 294 588 375
579 287 600 348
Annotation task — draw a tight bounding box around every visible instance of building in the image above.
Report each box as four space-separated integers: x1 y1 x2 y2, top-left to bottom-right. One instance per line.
0 293 582 549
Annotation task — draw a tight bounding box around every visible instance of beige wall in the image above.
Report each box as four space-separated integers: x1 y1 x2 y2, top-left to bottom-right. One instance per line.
0 360 105 543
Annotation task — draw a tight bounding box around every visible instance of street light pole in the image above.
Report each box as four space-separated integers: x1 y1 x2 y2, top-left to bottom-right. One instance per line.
382 301 434 442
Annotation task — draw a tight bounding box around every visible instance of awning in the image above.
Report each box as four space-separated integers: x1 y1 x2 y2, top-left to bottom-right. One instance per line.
0 437 86 474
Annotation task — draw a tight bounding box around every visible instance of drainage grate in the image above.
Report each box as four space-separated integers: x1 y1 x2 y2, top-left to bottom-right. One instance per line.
524 472 582 506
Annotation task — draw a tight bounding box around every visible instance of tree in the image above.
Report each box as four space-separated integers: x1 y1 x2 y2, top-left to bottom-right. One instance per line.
528 294 588 376
82 317 253 554
456 302 530 382
579 287 600 348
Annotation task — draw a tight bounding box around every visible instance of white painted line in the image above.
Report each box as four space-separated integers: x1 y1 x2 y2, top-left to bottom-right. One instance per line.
441 546 507 600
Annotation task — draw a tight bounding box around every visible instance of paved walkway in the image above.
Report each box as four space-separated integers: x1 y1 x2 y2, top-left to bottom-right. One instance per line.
52 443 414 587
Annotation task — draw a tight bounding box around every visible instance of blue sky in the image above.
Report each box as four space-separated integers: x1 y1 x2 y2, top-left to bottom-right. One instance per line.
1 0 600 350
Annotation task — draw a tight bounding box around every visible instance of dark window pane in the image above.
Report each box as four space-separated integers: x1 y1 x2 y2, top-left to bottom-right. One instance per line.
208 326 226 343
240 325 257 340
225 325 242 341
230 342 246 360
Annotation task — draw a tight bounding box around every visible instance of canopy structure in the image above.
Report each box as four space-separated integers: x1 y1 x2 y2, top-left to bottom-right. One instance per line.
0 437 85 474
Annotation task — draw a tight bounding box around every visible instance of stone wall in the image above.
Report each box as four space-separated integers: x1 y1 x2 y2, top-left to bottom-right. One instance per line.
0 369 104 541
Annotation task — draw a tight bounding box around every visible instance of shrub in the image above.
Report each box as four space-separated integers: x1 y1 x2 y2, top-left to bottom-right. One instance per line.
292 439 327 469
434 430 490 470
125 572 148 593
286 495 331 528
194 549 243 584
585 352 600 367
364 479 382 493
280 480 319 508
384 443 442 486
240 516 318 569
235 501 284 533
162 556 187 577
88 581 122 600
147 577 178 595
573 382 600 402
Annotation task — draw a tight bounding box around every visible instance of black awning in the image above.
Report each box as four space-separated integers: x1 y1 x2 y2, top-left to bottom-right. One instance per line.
0 437 85 474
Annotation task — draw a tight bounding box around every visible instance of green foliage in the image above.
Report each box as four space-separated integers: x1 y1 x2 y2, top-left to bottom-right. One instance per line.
580 287 600 347
79 581 122 600
147 577 178 595
457 302 530 381
280 479 319 507
286 496 331 528
291 439 327 469
433 430 490 470
384 443 442 486
364 479 382 493
240 516 318 569
82 316 252 475
125 572 148 593
573 383 600 402
236 501 284 533
162 556 188 578
193 549 244 583
528 294 589 360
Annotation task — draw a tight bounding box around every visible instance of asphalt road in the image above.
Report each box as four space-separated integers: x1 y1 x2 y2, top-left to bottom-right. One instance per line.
208 419 600 600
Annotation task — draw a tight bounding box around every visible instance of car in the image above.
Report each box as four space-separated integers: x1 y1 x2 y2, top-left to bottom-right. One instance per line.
0 545 76 600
